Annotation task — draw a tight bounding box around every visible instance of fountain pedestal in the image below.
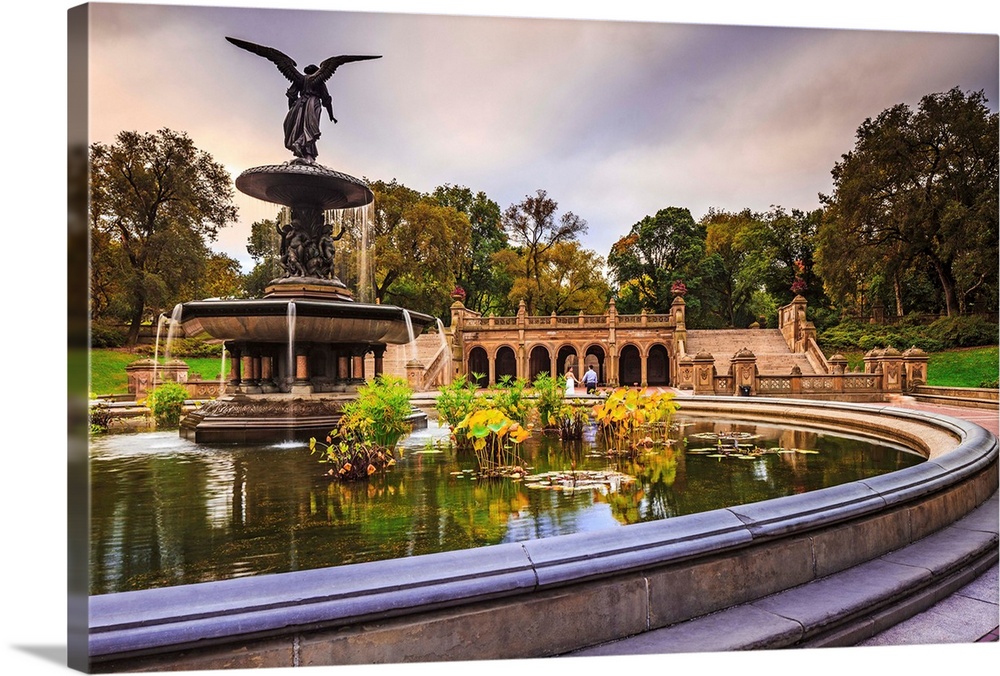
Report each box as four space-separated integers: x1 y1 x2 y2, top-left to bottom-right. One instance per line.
177 162 434 443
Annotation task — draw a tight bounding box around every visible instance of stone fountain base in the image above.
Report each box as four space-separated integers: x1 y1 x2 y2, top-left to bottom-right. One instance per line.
179 393 427 444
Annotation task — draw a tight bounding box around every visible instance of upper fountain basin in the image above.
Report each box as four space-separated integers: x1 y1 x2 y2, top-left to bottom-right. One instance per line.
235 163 374 210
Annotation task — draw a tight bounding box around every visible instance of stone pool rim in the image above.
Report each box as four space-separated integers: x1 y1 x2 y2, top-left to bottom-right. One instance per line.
86 396 999 668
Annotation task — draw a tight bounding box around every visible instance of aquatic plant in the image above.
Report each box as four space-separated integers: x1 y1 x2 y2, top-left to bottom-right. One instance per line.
454 407 531 478
145 382 189 428
531 372 565 429
310 375 413 481
591 388 679 456
435 373 483 450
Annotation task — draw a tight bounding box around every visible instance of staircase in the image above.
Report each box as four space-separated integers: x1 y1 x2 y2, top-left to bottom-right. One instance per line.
363 332 452 389
685 329 818 375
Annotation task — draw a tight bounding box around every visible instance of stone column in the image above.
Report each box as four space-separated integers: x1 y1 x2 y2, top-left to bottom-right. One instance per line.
372 345 386 377
902 346 929 390
879 347 904 394
729 347 757 396
692 351 716 395
291 349 312 394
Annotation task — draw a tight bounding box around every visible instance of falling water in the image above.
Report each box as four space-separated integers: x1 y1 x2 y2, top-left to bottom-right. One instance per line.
402 309 417 364
217 345 227 397
163 304 184 361
358 203 372 303
287 301 297 387
151 313 166 392
435 318 449 359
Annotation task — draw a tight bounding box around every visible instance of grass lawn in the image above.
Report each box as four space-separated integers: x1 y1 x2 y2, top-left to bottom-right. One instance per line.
926 346 998 388
90 348 227 396
835 346 997 388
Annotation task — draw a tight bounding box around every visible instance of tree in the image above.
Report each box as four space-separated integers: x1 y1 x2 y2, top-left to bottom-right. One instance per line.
89 129 238 343
430 185 511 314
367 179 472 318
496 240 610 315
244 214 284 298
818 88 998 316
502 189 587 313
607 207 706 317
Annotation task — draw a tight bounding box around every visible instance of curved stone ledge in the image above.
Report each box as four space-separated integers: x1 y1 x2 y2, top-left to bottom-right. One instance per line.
88 398 998 669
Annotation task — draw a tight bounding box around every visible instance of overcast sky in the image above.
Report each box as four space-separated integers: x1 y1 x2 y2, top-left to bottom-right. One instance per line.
79 1 999 274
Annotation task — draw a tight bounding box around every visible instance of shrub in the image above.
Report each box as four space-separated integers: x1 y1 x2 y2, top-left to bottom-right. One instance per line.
91 324 128 348
170 336 223 358
337 375 414 449
925 316 999 348
145 382 189 428
89 399 116 434
435 374 482 449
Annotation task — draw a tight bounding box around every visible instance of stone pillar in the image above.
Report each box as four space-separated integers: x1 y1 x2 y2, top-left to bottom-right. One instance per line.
729 347 757 396
790 365 802 396
406 360 424 391
352 354 365 382
291 349 312 394
259 354 279 393
238 353 261 393
879 347 904 394
692 351 716 395
863 348 884 374
828 354 848 375
372 345 386 377
902 346 929 390
676 356 695 390
640 350 648 387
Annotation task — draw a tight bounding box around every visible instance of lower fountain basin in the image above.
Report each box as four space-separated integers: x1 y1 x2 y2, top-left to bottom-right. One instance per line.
179 298 434 345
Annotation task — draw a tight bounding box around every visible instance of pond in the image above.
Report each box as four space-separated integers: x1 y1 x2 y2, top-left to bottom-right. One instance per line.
89 417 924 594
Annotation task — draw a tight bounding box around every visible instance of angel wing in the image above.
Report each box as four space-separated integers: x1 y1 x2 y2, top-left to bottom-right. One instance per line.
226 36 302 84
312 54 383 85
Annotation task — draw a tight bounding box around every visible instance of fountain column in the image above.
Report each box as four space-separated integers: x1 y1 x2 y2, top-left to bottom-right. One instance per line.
291 349 313 394
372 346 386 377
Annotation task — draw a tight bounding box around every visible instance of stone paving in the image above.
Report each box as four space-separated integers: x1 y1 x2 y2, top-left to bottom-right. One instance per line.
868 397 999 645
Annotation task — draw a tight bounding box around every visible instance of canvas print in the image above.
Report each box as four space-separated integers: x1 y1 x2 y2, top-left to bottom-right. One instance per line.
65 2 997 674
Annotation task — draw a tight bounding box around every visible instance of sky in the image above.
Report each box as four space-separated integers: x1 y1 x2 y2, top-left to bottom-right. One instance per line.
79 1 998 274
1 3 998 676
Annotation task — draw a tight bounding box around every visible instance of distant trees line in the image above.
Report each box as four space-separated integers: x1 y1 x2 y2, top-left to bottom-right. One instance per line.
90 88 997 345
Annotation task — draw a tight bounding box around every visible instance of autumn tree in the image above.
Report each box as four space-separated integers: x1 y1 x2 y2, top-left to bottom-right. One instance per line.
818 88 998 316
501 189 587 313
89 129 238 343
365 179 472 318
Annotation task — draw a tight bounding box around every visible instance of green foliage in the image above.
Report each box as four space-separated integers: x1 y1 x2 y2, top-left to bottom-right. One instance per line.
434 374 482 449
89 129 238 343
485 376 531 425
91 324 128 348
145 382 189 428
337 375 414 449
531 372 565 428
309 375 413 481
817 88 998 317
818 316 998 353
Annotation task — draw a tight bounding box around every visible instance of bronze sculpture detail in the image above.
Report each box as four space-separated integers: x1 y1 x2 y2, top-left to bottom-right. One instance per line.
226 37 381 164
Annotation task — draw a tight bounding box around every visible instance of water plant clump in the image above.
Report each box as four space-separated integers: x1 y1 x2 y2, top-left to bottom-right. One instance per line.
591 388 679 456
454 407 531 478
145 382 190 428
310 375 414 480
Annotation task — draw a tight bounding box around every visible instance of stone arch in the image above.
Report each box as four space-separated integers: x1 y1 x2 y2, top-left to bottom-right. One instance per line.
494 345 517 383
647 343 670 385
528 345 552 381
467 346 489 387
556 344 580 381
618 344 642 386
583 344 606 385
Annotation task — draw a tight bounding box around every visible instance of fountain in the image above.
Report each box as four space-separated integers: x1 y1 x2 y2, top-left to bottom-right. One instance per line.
176 37 434 443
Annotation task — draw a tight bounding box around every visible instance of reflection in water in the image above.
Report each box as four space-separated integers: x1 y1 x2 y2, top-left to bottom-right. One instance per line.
89 420 923 594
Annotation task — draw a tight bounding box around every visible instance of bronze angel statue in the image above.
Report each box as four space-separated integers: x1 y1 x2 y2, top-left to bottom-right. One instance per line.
226 37 381 164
